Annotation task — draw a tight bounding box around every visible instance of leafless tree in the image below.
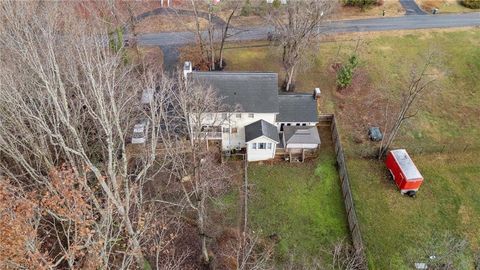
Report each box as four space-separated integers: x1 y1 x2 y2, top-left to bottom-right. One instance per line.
218 1 242 70
155 75 233 264
189 0 243 70
190 0 208 67
379 53 437 158
410 232 469 270
330 241 366 270
236 232 274 270
281 239 365 270
0 1 184 268
266 0 336 91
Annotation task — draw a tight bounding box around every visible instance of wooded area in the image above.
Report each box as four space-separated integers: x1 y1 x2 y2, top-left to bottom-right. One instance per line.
0 2 267 269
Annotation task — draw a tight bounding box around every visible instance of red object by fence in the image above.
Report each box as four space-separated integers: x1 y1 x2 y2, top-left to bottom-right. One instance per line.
385 149 423 195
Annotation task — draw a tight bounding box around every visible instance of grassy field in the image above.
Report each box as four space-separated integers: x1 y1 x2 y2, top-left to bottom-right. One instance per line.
247 127 349 267
222 28 480 268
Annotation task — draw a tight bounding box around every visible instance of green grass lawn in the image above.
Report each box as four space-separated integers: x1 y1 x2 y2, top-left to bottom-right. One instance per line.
222 28 480 268
349 152 480 269
248 151 349 266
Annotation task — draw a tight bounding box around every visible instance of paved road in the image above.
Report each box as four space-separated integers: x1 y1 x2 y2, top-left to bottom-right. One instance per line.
399 0 427 15
138 13 480 47
138 12 480 71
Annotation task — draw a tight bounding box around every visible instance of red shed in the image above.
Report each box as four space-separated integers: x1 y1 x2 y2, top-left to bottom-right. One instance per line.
385 149 423 196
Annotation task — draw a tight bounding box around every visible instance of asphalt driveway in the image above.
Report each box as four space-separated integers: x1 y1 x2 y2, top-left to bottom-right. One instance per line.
399 0 427 15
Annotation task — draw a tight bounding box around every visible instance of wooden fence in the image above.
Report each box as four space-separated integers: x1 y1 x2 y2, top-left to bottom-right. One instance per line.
319 114 366 264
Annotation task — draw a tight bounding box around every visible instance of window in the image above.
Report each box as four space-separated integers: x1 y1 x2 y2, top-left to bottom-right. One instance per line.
302 123 307 126
222 113 228 120
287 123 291 126
280 123 284 131
248 113 254 118
231 128 238 133
267 143 272 149
236 113 242 118
296 123 300 126
258 143 266 149
222 127 230 133
252 143 257 149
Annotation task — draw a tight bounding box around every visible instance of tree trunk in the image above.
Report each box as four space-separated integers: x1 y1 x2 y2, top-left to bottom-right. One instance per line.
190 0 206 63
284 64 296 91
219 6 237 70
207 6 215 71
199 196 209 264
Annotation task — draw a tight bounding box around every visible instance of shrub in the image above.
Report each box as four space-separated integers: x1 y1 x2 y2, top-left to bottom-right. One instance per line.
336 54 359 89
461 0 480 9
240 0 252 16
272 0 282 9
108 27 124 53
342 0 382 9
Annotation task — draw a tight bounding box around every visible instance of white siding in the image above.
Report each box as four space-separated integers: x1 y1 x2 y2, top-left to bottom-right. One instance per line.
202 112 277 150
277 122 316 131
246 136 276 161
286 143 319 149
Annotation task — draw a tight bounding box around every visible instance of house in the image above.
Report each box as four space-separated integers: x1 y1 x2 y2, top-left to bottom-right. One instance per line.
184 61 320 162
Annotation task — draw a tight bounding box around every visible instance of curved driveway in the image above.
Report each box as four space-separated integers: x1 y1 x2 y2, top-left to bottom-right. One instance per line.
399 0 427 15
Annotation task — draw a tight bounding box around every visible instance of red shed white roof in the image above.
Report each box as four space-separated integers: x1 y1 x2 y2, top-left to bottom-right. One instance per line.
391 149 423 180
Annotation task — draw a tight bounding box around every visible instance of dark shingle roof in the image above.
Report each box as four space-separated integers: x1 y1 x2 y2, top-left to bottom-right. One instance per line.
189 72 279 113
245 120 279 142
283 126 321 145
277 94 318 122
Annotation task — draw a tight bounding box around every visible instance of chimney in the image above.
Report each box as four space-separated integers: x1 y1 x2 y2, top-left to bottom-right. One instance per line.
313 87 321 100
183 61 192 79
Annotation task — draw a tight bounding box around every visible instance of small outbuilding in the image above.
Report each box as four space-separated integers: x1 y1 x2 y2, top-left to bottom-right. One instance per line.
282 126 321 162
385 149 424 196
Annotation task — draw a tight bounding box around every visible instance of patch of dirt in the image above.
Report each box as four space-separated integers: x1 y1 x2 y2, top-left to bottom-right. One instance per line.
329 62 389 145
171 223 205 270
126 46 164 70
211 228 241 270
335 68 370 98
416 0 452 10
334 0 405 20
458 205 472 225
